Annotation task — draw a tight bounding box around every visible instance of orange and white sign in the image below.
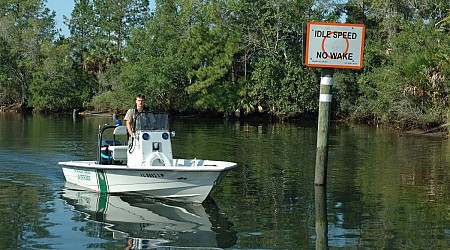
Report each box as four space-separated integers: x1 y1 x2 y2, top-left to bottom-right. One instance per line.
305 22 365 69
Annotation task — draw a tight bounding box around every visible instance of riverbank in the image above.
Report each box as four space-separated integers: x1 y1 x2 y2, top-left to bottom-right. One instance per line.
2 106 449 138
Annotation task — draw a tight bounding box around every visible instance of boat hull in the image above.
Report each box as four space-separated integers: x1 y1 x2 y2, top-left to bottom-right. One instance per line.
59 159 236 203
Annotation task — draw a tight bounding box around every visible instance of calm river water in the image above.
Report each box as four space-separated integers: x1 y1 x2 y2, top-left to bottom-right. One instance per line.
0 113 449 249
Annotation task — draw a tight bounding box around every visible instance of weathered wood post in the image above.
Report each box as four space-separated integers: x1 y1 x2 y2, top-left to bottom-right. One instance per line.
304 22 364 185
303 21 365 248
315 68 334 185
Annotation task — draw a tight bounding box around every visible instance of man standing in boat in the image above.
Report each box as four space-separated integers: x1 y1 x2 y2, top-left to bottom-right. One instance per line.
124 94 157 136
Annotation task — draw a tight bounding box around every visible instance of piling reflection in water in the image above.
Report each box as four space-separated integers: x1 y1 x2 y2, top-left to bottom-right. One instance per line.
315 186 328 250
61 183 237 249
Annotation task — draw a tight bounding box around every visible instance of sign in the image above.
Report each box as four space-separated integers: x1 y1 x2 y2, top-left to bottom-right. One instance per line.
305 22 365 69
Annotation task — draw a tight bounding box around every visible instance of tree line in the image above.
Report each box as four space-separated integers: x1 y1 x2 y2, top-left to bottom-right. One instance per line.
0 0 449 130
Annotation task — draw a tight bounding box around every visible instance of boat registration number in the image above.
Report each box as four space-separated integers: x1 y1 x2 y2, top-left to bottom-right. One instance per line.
74 169 92 181
77 174 91 181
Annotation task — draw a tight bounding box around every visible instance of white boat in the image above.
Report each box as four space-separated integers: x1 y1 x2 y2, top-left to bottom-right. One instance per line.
59 112 237 203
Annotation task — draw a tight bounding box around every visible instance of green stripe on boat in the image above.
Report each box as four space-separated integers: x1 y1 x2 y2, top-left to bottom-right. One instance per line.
97 192 108 213
97 169 108 193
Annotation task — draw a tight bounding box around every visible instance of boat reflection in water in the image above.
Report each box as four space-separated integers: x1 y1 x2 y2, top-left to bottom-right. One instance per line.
61 183 237 249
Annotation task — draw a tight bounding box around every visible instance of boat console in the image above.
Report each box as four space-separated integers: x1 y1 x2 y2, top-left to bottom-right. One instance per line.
98 112 174 167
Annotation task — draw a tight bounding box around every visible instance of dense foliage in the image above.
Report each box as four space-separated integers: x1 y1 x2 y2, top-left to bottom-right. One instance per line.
0 0 449 129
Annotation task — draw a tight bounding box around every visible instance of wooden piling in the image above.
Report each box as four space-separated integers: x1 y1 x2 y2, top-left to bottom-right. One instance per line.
315 68 334 185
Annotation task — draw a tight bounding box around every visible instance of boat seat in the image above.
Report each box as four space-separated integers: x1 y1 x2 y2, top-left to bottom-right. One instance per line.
114 126 127 135
108 145 128 160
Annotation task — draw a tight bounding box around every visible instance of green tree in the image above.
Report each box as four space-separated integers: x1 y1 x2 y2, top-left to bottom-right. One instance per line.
94 0 149 66
67 0 95 73
185 1 241 114
0 0 56 109
29 39 95 111
351 0 450 128
69 0 149 79
227 0 338 117
120 0 193 112
68 0 151 111
435 8 450 32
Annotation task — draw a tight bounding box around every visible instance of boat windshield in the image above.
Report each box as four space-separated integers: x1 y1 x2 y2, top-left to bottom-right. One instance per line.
135 112 169 131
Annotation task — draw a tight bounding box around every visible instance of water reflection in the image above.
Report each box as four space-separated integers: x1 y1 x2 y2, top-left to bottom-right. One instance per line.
2 113 450 249
61 183 237 249
315 186 328 250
